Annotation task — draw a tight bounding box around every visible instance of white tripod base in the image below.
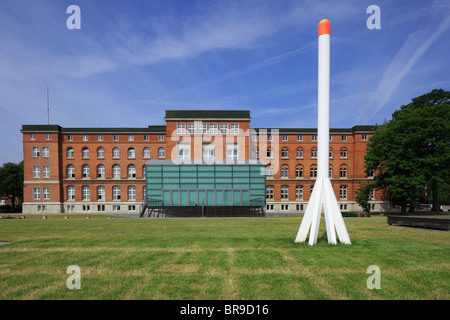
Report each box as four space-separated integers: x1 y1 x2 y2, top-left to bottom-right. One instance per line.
295 177 351 245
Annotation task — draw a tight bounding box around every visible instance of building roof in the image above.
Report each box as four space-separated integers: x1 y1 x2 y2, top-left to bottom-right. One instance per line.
21 125 166 134
165 110 251 120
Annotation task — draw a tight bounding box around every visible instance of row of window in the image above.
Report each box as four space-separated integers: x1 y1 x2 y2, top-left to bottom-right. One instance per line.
266 147 349 159
33 186 144 201
253 134 368 142
66 147 165 159
177 123 240 135
266 165 351 179
66 164 144 179
29 134 165 142
266 185 350 200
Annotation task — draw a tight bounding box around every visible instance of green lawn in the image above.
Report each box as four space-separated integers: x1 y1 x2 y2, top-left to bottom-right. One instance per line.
0 215 448 300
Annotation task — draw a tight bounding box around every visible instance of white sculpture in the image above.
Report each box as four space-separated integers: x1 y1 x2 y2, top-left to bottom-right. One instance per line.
295 19 351 246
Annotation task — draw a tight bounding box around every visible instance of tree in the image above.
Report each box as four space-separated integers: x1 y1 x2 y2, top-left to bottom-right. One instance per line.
365 89 450 213
0 161 23 213
355 181 372 215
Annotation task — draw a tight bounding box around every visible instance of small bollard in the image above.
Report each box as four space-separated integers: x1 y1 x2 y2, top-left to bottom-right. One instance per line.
86 216 90 219
64 216 69 219
20 216 26 219
42 216 47 219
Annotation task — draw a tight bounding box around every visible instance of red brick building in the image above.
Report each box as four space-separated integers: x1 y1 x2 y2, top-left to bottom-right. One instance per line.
21 110 388 214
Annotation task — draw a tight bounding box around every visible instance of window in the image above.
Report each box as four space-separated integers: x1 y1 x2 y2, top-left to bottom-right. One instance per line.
43 188 50 200
177 123 186 134
296 204 304 211
266 167 274 178
67 135 73 141
82 186 90 200
128 135 134 141
30 134 36 140
97 186 105 201
202 144 215 161
295 166 303 178
128 186 136 201
42 147 49 157
98 204 105 211
340 148 347 158
198 123 207 134
97 147 104 158
43 166 50 178
177 144 190 160
329 135 333 141
282 135 288 141
113 165 121 178
143 135 149 141
158 135 164 141
340 166 347 178
82 165 90 178
281 204 289 211
67 165 75 178
143 147 150 159
329 167 333 178
220 123 228 135
311 148 317 159
329 149 333 159
230 123 239 135
226 144 238 160
312 135 317 141
33 166 40 178
281 186 289 199
281 147 288 158
296 186 303 199
209 123 218 135
67 148 74 158
113 135 119 141
158 147 165 158
33 188 40 200
82 147 89 158
266 186 274 199
46 134 51 140
297 135 303 141
362 134 367 141
187 123 196 134
340 186 347 199
83 135 88 141
281 166 289 178
128 148 135 159
128 205 136 211
341 135 347 142
113 186 121 200
252 134 258 141
98 135 103 141
296 148 303 159
128 165 136 178
310 166 317 178
113 205 120 211
67 186 75 200
32 147 40 158
268 135 272 141
112 147 120 158
267 148 273 158
82 205 90 212
97 165 105 178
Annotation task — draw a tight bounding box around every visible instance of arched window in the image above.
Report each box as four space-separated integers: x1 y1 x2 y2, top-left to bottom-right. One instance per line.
295 165 303 178
112 147 120 159
340 166 347 178
296 148 303 159
311 148 317 159
266 167 274 178
67 186 75 200
113 165 120 178
281 186 289 199
158 147 165 158
329 167 333 178
82 147 89 158
128 186 136 201
67 147 74 158
296 186 303 199
97 147 104 158
128 165 136 178
97 165 105 178
329 148 333 159
82 164 90 178
112 186 121 200
97 186 105 200
67 165 75 178
310 165 317 178
281 147 289 159
281 166 289 178
340 148 347 159
82 186 90 200
128 148 135 159
143 147 150 159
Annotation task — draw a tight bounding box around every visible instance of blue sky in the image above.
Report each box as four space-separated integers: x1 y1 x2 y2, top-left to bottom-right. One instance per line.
1 0 449 164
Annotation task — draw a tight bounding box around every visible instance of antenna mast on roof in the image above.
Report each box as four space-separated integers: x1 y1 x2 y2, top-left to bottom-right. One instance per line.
364 88 366 126
47 86 50 125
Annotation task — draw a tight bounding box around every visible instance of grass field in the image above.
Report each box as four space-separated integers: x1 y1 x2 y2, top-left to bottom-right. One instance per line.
0 214 449 300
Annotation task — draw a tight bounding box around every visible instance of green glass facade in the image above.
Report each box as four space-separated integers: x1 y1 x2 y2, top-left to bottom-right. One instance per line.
145 160 266 207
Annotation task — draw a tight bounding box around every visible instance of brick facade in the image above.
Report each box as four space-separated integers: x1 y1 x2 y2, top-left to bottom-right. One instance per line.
21 110 389 214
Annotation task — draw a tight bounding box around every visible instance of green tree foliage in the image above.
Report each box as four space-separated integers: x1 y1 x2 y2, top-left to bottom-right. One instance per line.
0 161 23 212
355 180 371 214
364 89 450 213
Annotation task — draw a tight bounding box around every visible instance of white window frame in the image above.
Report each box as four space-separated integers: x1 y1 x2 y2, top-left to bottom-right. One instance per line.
220 123 228 135
177 123 186 135
82 186 90 200
32 147 40 158
42 147 49 157
97 186 105 201
67 186 75 200
198 123 207 135
209 123 218 135
187 123 196 134
43 187 50 200
128 186 136 201
43 166 50 178
33 188 40 200
113 186 121 200
230 123 239 135
33 166 40 178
